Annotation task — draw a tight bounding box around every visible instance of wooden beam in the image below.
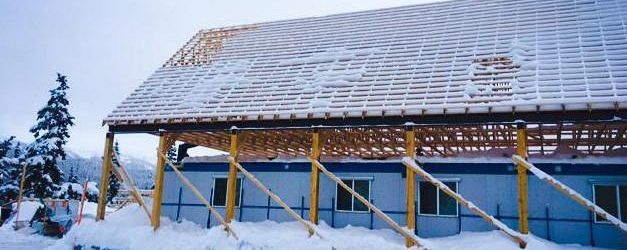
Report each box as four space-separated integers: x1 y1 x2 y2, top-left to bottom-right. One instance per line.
405 126 416 248
309 128 322 224
14 163 27 229
96 132 114 221
310 158 423 247
516 121 529 234
158 152 239 238
151 133 170 229
228 157 316 236
225 128 239 222
403 157 527 248
512 155 627 232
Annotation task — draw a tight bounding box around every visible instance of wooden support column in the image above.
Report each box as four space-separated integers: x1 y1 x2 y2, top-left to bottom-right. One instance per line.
309 128 322 224
96 132 114 221
405 125 417 247
516 121 529 234
225 128 239 223
151 132 169 229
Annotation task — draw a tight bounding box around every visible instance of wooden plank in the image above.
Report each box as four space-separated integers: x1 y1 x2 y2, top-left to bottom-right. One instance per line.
405 127 416 248
151 133 169 229
402 157 527 248
512 155 627 232
309 129 322 224
309 158 423 247
226 129 239 222
14 163 27 229
160 153 239 239
516 122 529 234
97 132 114 221
111 150 152 221
227 157 317 236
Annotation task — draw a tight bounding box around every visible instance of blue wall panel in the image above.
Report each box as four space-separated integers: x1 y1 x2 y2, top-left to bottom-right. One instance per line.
161 161 627 249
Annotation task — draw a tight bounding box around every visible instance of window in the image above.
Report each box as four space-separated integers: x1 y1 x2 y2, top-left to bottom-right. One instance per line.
593 184 626 223
420 181 458 216
335 179 370 212
212 177 242 207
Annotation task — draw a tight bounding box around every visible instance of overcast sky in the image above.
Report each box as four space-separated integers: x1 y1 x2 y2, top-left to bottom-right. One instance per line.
0 0 441 164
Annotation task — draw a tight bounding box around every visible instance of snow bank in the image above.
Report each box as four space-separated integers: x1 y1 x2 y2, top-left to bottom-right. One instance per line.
1 201 43 229
48 205 603 250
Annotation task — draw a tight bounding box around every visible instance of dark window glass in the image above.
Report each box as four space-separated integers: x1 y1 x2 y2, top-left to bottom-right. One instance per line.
212 178 227 206
420 182 437 215
620 186 626 222
353 180 370 212
439 182 457 216
594 185 618 222
212 178 241 207
336 179 353 211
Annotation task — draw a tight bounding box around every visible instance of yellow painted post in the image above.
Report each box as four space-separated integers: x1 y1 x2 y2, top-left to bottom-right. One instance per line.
405 125 417 247
151 133 169 229
516 121 529 234
96 132 114 221
225 128 239 223
309 128 322 224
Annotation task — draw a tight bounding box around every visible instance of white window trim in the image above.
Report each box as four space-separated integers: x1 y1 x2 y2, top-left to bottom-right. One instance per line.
592 184 623 224
335 178 372 213
418 181 459 217
211 176 243 208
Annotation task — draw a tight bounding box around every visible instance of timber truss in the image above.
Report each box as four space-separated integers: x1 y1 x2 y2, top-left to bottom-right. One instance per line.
172 120 627 159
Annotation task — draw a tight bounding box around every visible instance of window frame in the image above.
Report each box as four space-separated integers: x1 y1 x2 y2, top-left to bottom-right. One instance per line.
592 184 624 224
419 180 459 217
211 176 243 208
334 177 372 213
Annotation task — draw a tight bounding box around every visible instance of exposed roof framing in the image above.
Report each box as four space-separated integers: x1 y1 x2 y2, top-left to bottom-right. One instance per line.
170 121 627 159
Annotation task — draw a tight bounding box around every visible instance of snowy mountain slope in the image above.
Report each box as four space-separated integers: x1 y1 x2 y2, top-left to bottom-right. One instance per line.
58 150 154 189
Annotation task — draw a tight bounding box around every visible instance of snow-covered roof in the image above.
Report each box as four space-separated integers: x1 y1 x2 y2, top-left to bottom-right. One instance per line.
104 0 627 126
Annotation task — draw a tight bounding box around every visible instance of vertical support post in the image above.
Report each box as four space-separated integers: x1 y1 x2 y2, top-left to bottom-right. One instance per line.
516 121 529 234
96 132 114 221
151 132 169 229
309 128 322 224
225 128 239 223
405 125 417 247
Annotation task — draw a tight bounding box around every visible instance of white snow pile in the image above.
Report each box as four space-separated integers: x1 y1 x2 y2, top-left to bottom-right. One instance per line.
48 205 603 250
1 201 43 229
55 181 99 197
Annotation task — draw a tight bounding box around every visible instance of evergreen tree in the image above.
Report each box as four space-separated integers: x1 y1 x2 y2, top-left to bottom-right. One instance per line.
107 141 121 203
25 73 75 198
68 166 79 184
166 144 178 163
0 136 21 203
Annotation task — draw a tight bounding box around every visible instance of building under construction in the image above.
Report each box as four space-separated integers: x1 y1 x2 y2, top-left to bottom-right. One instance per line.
97 0 627 248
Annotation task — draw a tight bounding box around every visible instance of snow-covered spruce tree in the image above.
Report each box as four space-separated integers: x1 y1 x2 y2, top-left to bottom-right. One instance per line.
107 141 121 203
0 136 22 203
166 144 177 163
25 73 75 198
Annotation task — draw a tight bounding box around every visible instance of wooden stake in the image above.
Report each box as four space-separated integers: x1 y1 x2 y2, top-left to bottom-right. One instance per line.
227 157 317 236
151 133 169 229
96 132 114 221
309 158 423 247
309 128 322 224
405 126 416 248
77 179 89 225
159 152 239 239
14 162 27 229
516 122 529 234
226 128 239 223
512 155 627 233
403 157 527 248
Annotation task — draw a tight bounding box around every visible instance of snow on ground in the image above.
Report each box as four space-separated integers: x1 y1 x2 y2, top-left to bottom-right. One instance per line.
1 201 43 230
0 226 56 250
45 205 607 250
